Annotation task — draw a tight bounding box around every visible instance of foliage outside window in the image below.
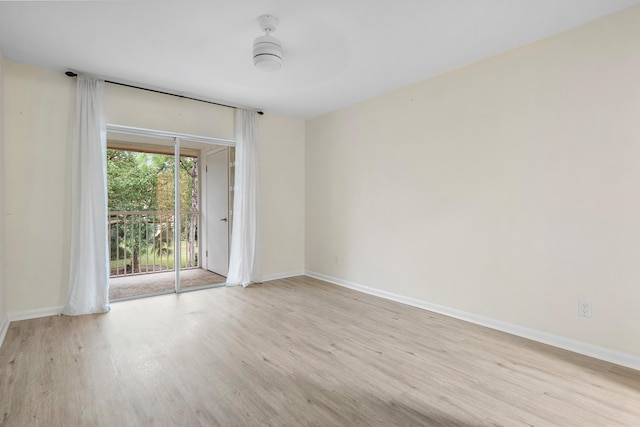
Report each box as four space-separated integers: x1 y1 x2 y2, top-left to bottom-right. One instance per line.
107 149 199 275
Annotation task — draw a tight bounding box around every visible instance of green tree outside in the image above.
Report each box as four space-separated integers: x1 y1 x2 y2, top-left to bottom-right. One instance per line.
107 149 198 274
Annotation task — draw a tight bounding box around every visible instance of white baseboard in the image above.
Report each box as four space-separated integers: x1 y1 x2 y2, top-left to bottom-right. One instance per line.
8 306 64 322
262 270 305 282
305 271 640 372
0 314 9 350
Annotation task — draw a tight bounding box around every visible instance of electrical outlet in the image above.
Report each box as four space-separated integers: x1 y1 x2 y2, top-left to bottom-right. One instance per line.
578 300 592 318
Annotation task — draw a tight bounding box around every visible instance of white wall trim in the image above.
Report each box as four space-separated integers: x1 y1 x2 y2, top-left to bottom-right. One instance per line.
262 271 305 282
107 124 235 146
8 306 64 322
305 271 640 372
0 314 9 350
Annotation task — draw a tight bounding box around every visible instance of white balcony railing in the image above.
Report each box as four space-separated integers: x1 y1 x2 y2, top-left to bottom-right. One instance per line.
109 210 199 277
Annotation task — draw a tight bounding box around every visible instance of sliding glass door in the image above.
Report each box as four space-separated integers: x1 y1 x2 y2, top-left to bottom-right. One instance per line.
106 127 232 301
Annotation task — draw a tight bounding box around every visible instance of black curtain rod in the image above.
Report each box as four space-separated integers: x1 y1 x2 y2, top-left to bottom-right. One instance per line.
65 71 263 115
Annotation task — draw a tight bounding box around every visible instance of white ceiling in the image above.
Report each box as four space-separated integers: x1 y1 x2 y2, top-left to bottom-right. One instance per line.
1 0 639 119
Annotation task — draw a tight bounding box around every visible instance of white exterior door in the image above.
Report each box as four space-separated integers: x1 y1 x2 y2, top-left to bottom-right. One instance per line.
206 149 229 276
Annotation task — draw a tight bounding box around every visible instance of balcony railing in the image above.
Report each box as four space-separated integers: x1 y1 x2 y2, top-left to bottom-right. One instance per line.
109 210 199 277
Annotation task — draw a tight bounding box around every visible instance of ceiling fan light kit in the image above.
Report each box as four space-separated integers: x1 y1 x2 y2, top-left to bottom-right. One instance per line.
253 15 283 72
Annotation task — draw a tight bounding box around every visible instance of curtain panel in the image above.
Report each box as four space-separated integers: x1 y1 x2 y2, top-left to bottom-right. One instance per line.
63 74 110 315
226 109 261 287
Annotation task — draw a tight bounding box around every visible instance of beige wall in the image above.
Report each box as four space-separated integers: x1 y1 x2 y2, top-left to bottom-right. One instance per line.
259 114 305 278
104 84 235 140
3 62 305 313
4 63 75 314
306 6 640 358
0 48 6 329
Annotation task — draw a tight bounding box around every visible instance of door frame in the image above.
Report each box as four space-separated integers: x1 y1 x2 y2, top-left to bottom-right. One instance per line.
107 124 235 294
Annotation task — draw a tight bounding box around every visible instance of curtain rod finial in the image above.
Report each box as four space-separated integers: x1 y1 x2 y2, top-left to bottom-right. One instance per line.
65 71 78 77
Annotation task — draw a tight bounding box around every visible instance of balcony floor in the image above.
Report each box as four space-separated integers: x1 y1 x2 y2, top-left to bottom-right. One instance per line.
109 268 226 300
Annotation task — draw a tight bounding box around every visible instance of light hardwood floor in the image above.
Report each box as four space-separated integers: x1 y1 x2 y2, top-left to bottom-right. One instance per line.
1 276 639 426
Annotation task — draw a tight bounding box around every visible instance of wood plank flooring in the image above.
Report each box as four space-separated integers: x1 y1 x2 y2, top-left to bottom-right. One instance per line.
1 276 639 426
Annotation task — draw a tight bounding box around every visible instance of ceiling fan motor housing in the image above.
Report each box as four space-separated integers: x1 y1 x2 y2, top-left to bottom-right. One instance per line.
253 34 283 71
253 15 283 72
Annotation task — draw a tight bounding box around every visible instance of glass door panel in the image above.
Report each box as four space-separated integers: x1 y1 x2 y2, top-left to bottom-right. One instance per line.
107 142 176 300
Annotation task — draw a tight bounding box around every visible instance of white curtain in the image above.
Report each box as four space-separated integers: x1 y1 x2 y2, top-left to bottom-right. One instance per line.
226 109 261 287
63 74 110 315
